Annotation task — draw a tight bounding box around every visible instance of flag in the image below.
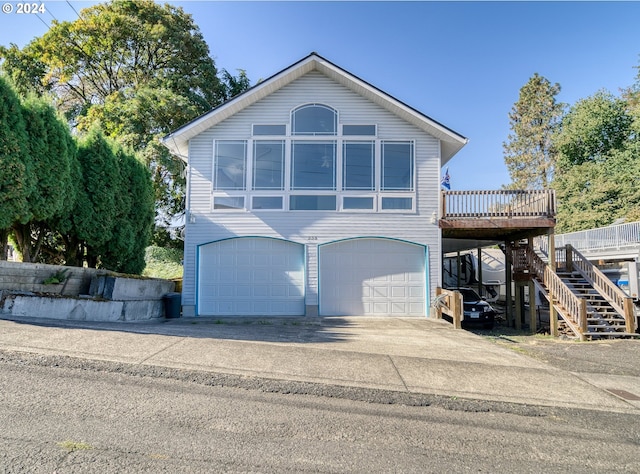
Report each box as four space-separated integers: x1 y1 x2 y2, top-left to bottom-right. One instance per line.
441 167 450 190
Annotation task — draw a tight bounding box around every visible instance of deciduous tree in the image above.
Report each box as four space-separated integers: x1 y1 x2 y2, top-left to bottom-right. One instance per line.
554 90 633 170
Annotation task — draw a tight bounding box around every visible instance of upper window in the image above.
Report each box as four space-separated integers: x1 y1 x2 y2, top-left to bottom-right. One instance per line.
291 141 336 190
253 124 286 136
382 141 414 191
343 141 374 190
292 104 337 135
214 140 246 190
253 141 285 190
342 125 376 136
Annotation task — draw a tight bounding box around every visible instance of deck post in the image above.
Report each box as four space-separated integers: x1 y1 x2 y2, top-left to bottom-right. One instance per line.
435 287 443 319
623 297 635 334
505 241 513 327
453 291 463 329
566 245 573 273
514 282 523 330
548 229 558 337
477 247 483 298
579 299 588 341
529 278 537 334
527 237 537 334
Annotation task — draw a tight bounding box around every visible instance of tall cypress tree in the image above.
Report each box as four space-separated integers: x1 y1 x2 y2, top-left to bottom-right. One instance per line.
72 127 119 267
13 96 74 261
0 77 30 259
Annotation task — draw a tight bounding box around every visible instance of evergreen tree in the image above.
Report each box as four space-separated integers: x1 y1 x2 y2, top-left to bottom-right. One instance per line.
98 146 154 274
72 127 119 267
503 73 564 189
12 95 74 262
0 77 30 258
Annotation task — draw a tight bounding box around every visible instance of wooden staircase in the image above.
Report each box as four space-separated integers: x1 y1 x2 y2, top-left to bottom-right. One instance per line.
555 270 634 338
513 243 638 340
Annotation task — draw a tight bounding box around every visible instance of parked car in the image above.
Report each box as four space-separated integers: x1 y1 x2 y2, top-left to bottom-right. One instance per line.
452 287 497 330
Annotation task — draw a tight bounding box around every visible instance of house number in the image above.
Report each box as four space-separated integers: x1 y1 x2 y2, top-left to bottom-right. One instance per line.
306 236 318 241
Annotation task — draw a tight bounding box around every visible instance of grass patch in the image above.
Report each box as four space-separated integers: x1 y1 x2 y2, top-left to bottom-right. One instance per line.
58 440 93 452
142 246 183 280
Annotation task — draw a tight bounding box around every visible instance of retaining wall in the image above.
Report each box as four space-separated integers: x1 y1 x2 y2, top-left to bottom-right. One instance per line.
0 261 106 296
0 261 176 321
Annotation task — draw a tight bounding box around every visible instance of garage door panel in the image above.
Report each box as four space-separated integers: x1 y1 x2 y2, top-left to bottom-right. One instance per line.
198 238 305 316
320 238 426 316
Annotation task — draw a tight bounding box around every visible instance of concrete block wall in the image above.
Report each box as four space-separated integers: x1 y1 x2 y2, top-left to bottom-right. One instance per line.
0 261 107 297
0 261 177 322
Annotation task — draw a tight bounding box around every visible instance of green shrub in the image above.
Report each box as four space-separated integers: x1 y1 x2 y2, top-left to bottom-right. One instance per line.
142 245 183 280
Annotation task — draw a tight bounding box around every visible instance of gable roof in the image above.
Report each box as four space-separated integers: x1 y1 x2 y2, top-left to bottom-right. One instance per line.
162 52 468 163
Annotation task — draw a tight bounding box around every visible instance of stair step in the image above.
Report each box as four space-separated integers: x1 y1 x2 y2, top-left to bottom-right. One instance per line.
588 332 640 339
588 324 625 329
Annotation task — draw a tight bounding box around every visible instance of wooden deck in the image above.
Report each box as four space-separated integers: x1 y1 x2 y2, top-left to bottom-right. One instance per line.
440 190 556 241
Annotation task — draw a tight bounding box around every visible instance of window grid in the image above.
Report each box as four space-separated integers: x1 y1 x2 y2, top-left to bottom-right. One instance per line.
211 106 416 213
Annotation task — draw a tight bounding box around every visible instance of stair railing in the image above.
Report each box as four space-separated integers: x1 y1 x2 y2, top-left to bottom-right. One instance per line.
521 246 588 337
565 245 637 333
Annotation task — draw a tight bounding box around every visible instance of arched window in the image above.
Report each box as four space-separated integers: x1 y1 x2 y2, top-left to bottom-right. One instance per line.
291 104 337 135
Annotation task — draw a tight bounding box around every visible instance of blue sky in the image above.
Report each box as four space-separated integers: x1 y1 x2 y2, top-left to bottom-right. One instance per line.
2 1 640 190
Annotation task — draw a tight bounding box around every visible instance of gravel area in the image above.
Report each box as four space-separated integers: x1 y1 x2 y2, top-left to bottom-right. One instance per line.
473 327 640 377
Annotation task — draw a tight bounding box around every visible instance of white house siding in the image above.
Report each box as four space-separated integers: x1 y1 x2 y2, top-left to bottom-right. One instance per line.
181 71 442 316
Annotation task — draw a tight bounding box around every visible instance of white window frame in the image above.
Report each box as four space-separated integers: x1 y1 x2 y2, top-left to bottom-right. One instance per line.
342 124 377 136
253 140 285 191
379 194 416 213
210 107 417 214
252 124 287 136
213 140 247 191
342 140 375 191
211 194 247 212
340 194 377 212
290 140 337 191
291 103 338 136
251 195 285 211
380 140 415 192
289 193 338 211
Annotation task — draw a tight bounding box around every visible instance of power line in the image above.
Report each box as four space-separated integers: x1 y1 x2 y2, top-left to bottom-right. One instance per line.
66 0 82 20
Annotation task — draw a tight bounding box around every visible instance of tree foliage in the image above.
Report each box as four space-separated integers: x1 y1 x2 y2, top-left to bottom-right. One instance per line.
0 0 251 239
554 143 640 232
98 146 155 274
11 95 75 262
552 81 640 232
0 77 154 271
503 73 564 189
554 90 634 169
60 129 154 272
0 76 30 231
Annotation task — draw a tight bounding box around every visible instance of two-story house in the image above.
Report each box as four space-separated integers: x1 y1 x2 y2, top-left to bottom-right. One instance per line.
162 53 467 317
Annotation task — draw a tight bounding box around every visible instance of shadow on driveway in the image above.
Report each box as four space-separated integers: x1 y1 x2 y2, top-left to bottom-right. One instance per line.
0 315 363 344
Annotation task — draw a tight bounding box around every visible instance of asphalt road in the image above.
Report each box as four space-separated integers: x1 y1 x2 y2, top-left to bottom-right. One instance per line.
1 350 639 473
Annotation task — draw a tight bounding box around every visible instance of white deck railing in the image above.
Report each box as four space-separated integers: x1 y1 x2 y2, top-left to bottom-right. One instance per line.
555 221 640 253
441 190 556 219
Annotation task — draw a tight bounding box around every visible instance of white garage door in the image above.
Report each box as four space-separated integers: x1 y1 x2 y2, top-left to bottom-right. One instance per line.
319 238 426 316
198 238 305 316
